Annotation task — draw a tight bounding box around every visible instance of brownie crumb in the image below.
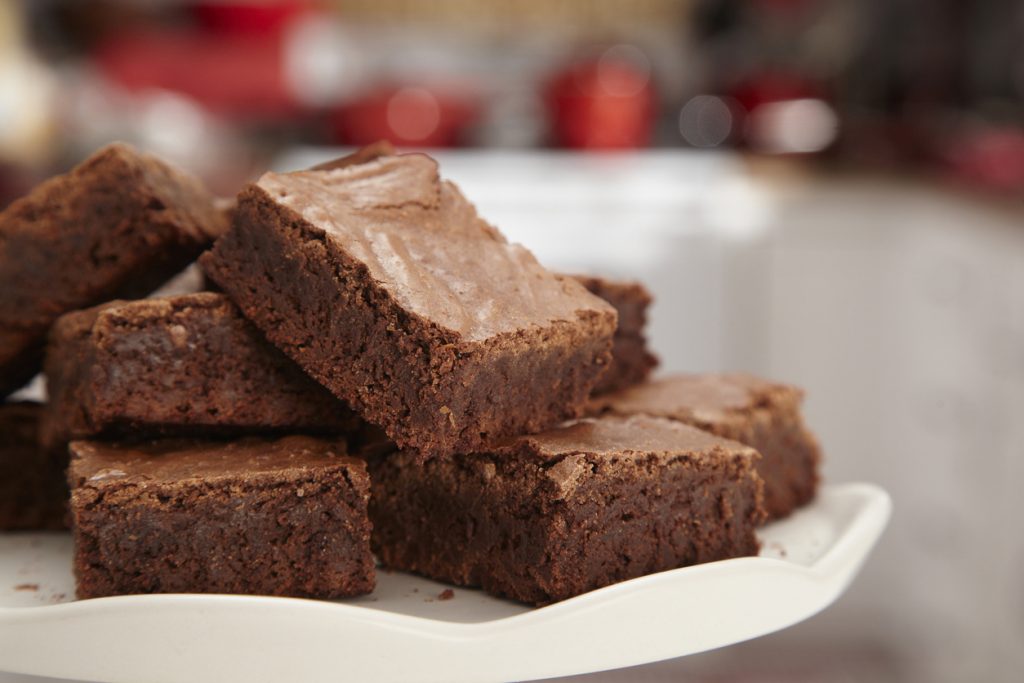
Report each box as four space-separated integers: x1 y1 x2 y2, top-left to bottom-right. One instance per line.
0 142 227 397
200 147 616 457
589 372 821 520
68 436 375 599
14 583 39 592
0 402 68 531
370 414 765 605
438 588 455 601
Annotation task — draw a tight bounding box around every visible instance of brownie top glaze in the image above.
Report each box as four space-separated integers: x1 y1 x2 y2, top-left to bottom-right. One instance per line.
69 435 354 485
254 153 613 342
503 414 757 462
494 414 758 499
591 373 804 423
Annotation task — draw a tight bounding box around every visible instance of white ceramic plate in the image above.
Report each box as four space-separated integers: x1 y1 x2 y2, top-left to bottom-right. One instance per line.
0 482 889 683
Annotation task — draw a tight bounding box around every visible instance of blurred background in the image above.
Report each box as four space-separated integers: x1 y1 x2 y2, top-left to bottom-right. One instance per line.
2 1 1022 682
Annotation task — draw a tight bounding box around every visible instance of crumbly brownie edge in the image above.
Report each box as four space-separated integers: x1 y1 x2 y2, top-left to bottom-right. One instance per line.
0 145 226 391
92 294 359 436
0 403 68 530
41 307 110 451
593 334 659 395
369 452 557 601
572 276 653 332
202 187 616 456
710 402 821 520
44 295 361 448
71 459 374 599
370 446 764 606
539 448 763 603
573 276 658 395
588 380 821 520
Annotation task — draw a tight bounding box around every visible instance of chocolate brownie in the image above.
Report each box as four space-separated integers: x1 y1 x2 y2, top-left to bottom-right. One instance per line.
0 143 227 398
69 435 374 599
370 414 765 605
572 275 658 394
201 146 617 457
41 293 361 451
589 373 821 520
0 402 67 530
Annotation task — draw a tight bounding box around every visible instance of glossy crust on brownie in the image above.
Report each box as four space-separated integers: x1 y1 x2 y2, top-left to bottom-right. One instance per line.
0 143 227 397
370 414 765 605
590 373 821 520
42 293 361 450
69 435 374 599
201 147 616 457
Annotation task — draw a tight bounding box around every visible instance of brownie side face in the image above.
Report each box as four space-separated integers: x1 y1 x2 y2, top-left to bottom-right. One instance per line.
590 373 822 520
572 275 659 394
370 415 765 605
41 293 361 450
69 436 374 599
0 402 67 530
0 143 227 397
202 150 617 457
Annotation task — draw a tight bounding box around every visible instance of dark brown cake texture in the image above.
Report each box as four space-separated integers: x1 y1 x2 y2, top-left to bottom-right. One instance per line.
42 293 361 451
571 274 659 394
0 402 67 530
589 373 821 520
0 143 228 398
370 414 765 606
69 435 374 599
201 145 617 458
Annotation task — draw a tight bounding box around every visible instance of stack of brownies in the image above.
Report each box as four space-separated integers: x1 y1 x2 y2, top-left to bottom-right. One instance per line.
0 141 820 605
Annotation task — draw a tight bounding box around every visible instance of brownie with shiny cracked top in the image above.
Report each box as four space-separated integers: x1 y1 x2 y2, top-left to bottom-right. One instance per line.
42 293 362 451
69 435 374 599
0 143 227 398
369 414 765 605
201 145 617 458
0 402 67 530
571 274 658 394
589 373 821 520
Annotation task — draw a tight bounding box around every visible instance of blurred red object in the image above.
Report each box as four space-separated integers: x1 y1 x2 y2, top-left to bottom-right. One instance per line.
728 71 837 154
942 126 1024 194
191 0 315 35
95 29 299 120
333 86 479 148
730 71 823 117
545 47 656 150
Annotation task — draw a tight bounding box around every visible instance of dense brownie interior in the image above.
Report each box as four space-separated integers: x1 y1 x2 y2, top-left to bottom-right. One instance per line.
0 143 227 397
0 140 828 608
590 373 821 519
42 293 361 450
0 402 67 530
69 435 374 599
572 274 659 394
202 150 617 457
370 414 765 605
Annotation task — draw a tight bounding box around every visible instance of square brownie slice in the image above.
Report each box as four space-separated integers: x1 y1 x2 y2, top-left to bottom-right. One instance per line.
0 402 67 530
42 293 361 451
201 147 616 457
589 373 821 520
369 414 765 605
0 143 228 398
571 274 659 394
69 435 374 599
